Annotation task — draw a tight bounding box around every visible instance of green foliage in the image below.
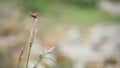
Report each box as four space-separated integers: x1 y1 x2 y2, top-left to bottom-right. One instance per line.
61 0 97 7
19 0 60 13
19 0 41 12
18 0 97 13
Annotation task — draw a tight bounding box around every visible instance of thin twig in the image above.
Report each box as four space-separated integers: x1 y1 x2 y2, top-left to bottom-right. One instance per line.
25 13 38 68
17 58 20 68
17 47 24 68
25 45 32 68
33 59 42 68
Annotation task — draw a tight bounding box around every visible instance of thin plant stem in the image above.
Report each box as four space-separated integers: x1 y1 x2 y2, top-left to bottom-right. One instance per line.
25 45 32 68
26 30 35 68
17 58 20 68
33 59 42 68
25 13 38 68
17 47 24 68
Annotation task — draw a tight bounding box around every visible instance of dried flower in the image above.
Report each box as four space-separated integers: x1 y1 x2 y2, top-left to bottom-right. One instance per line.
33 47 55 68
47 46 55 52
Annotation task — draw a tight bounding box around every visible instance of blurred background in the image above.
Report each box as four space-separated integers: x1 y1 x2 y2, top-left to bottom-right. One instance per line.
0 0 120 68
